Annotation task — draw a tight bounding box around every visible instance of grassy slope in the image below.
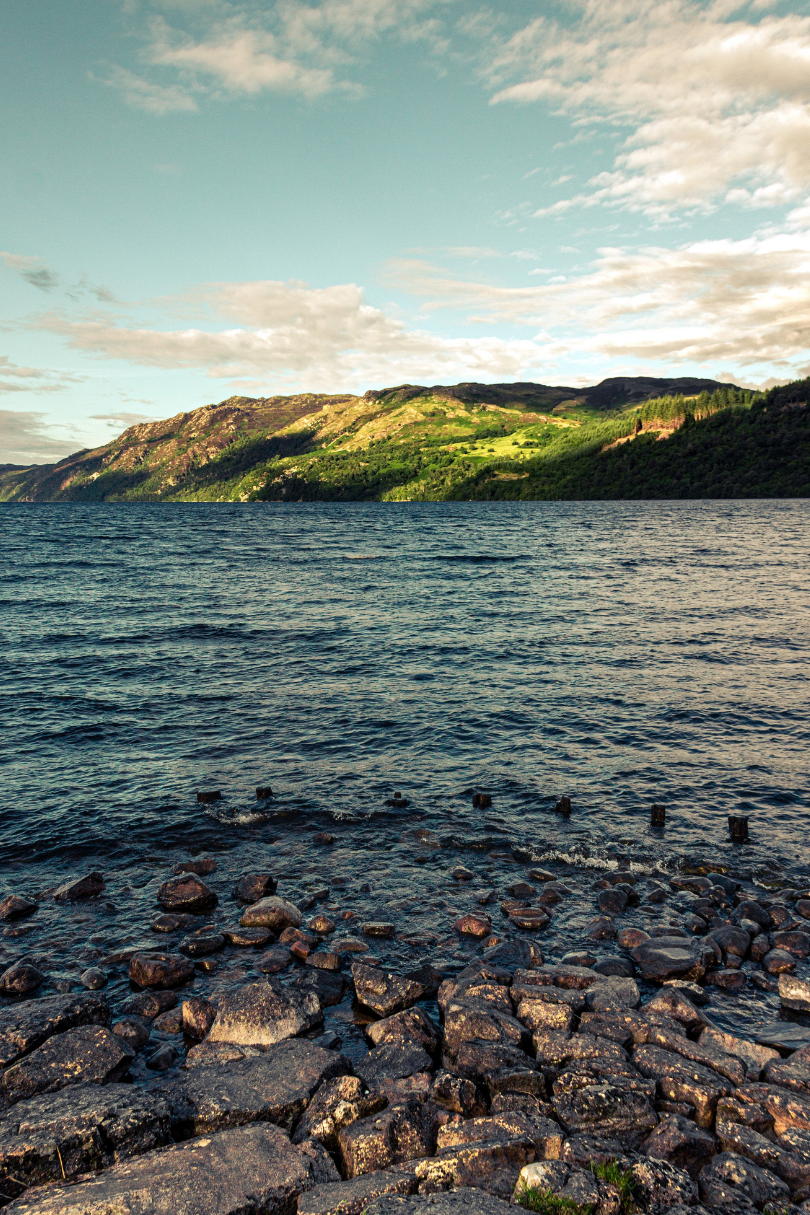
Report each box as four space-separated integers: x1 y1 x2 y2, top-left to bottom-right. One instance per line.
2 378 807 503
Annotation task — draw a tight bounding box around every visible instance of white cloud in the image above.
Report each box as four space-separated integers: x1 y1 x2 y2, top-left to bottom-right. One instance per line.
1 252 59 292
489 0 810 215
0 356 81 394
385 212 810 372
0 410 84 466
34 278 549 389
95 65 199 113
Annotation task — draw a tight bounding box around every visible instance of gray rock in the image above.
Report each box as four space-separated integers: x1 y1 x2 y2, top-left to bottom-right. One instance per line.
780 975 810 1014
585 977 641 1011
364 1191 514 1215
206 979 321 1047
645 1026 746 1086
233 873 278 903
292 969 346 1008
643 1113 717 1179
0 1083 171 1194
552 1081 658 1148
0 895 37 921
367 1007 440 1052
3 1122 332 1214
299 1167 419 1215
53 873 105 902
292 1075 387 1150
437 1111 562 1160
3 1025 134 1104
0 992 110 1068
355 1043 433 1090
352 965 432 1018
630 1157 698 1212
240 895 302 931
700 1028 779 1080
338 1100 438 1178
156 873 217 913
120 991 177 1020
764 1053 810 1096
699 1151 790 1209
0 965 44 995
161 1039 350 1135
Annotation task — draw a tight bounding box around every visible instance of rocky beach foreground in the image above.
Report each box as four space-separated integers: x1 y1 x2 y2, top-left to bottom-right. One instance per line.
2 834 810 1215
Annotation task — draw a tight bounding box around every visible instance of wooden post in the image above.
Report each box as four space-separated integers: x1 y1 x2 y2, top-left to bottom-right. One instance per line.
256 787 273 799
651 804 666 826
473 793 492 809
728 815 749 842
197 790 222 804
556 796 572 816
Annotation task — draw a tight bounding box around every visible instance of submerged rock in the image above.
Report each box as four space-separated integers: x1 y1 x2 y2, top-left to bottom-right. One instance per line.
156 874 217 914
53 872 105 902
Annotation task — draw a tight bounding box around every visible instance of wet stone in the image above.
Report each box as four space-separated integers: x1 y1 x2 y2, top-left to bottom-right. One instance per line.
631 938 706 982
181 996 217 1039
310 915 336 935
151 913 203 934
172 857 217 876
2 1024 134 1104
0 963 44 995
53 872 105 902
597 888 628 915
455 914 492 938
773 930 810 957
128 952 195 989
157 874 217 914
308 950 342 971
206 978 321 1046
233 873 277 903
584 916 618 941
147 1042 178 1071
0 895 37 921
80 967 108 990
780 974 810 1013
240 896 302 931
366 1006 440 1053
292 967 346 1007
363 923 396 938
120 990 177 1020
179 930 225 957
112 1017 151 1051
257 945 294 973
352 964 430 1017
762 948 796 974
221 925 273 947
707 968 748 991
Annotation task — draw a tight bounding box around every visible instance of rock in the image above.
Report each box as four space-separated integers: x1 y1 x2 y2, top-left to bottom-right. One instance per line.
552 1082 658 1148
293 1074 386 1150
598 888 629 915
0 964 44 995
481 940 543 970
354 1044 433 1092
700 1028 779 1080
363 923 396 938
206 979 321 1047
590 957 635 978
508 908 550 931
643 987 712 1033
762 949 796 975
709 926 751 959
0 895 37 921
222 926 274 947
585 977 641 1011
699 1151 790 1209
764 1053 810 1095
147 1043 178 1071
4 1121 335 1215
584 916 618 941
112 1018 151 1051
762 1087 810 1136
240 896 302 930
298 1167 419 1215
452 867 474 881
179 930 225 958
643 1113 718 1178
737 900 771 928
631 938 706 982
516 999 574 1033
0 1083 171 1192
367 1007 440 1053
162 1039 349 1135
128 953 195 989
352 965 431 1017
780 974 810 1013
293 969 346 1008
3 1025 134 1103
120 991 177 1020
519 964 597 991
80 967 107 990
310 915 336 935
707 969 748 992
431 1070 485 1117
258 946 294 973
181 997 217 1039
634 1044 731 1127
443 998 525 1060
438 1111 562 1158
171 858 216 876
365 1191 514 1215
151 912 203 933
757 1024 810 1054
338 1100 438 1178
157 874 217 913
455 914 492 938
0 992 110 1068
773 930 810 957
413 1132 536 1199
233 873 277 903
630 1157 698 1211
53 873 105 902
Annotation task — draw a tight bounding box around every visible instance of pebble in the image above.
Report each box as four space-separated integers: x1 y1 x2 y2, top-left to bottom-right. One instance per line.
313 833 335 844
454 914 492 938
309 915 336 935
81 966 108 989
221 926 274 947
156 874 217 914
0 962 44 994
257 946 294 973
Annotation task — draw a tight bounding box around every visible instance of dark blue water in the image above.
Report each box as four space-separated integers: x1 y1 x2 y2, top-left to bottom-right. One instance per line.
2 500 808 885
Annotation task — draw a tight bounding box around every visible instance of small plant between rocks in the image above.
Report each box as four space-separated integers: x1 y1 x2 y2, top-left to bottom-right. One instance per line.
591 1160 637 1213
514 1186 593 1215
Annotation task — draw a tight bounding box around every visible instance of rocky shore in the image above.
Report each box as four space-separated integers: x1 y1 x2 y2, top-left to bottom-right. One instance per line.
2 842 810 1214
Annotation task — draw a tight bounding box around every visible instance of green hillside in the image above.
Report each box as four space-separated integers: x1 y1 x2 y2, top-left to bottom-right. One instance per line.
2 376 808 503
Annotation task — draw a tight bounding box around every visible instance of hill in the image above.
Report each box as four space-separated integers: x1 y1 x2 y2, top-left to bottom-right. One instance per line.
1 375 807 502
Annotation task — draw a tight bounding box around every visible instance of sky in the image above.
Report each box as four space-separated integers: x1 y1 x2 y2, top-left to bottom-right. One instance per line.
1 0 810 464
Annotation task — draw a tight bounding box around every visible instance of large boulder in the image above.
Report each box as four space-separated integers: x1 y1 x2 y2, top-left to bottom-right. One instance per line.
0 1083 171 1194
2 1122 335 1215
338 1100 438 1178
443 999 525 1060
629 1157 698 1212
643 1113 717 1179
156 874 217 913
160 1039 350 1136
2 1025 134 1104
634 1045 731 1127
293 1075 386 1151
552 1081 658 1148
631 938 709 983
354 1044 433 1094
352 965 433 1018
699 1151 789 1210
366 1007 440 1053
206 980 321 1047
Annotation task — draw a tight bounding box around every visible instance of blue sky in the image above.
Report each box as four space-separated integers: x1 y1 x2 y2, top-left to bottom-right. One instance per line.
2 0 809 462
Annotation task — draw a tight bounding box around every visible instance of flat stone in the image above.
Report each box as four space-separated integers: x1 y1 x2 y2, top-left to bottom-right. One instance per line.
455 914 492 938
4 1122 335 1215
0 1082 171 1192
354 1044 433 1091
763 948 796 975
699 1151 789 1210
365 1191 514 1215
206 979 321 1047
631 938 706 982
590 957 635 978
363 923 396 938
157 874 217 913
53 873 105 902
172 858 217 876
120 991 177 1020
481 940 543 971
222 925 274 947
0 895 37 921
552 1081 657 1147
151 913 203 933
367 1007 440 1053
0 992 110 1068
240 896 302 931
298 1167 418 1215
179 931 225 958
2 1025 134 1104
585 977 640 1011
160 1039 349 1135
128 953 195 989
757 1023 810 1055
642 987 712 1033
233 873 277 903
509 908 550 931
700 1027 779 1079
